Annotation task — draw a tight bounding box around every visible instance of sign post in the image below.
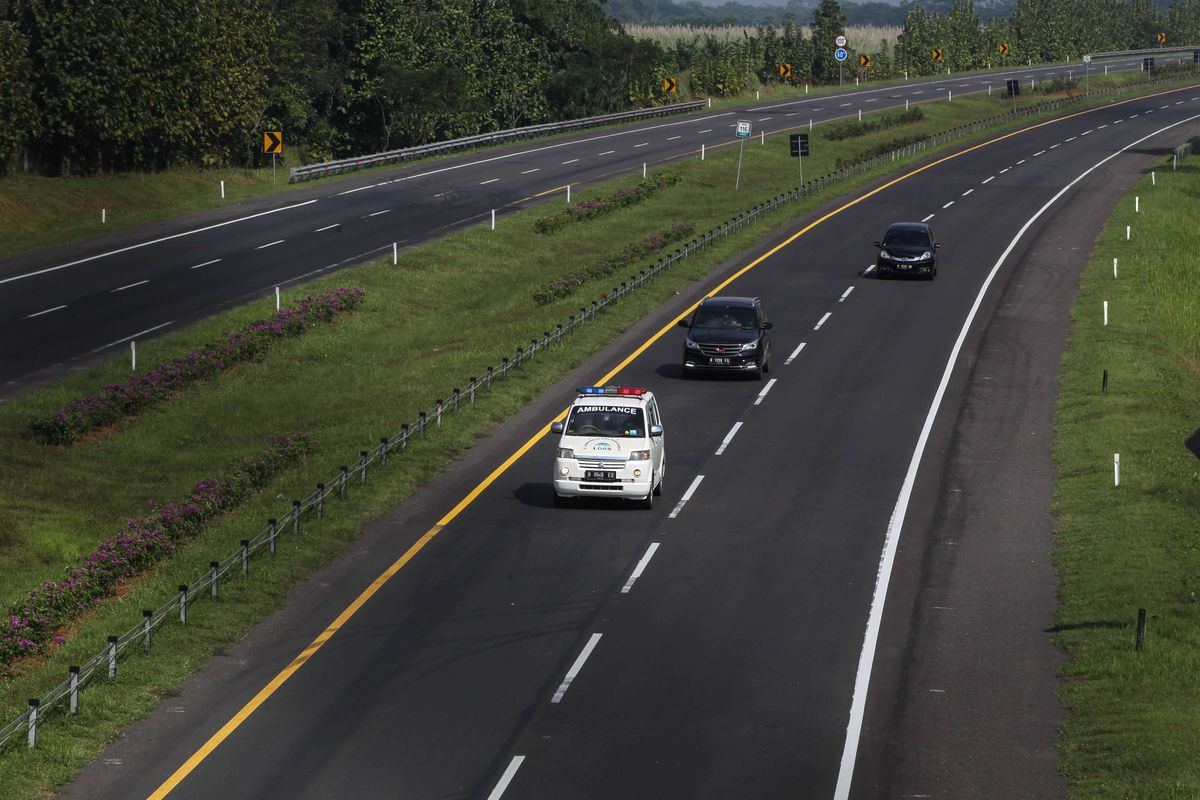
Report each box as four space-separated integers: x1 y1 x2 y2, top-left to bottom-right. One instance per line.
735 120 751 190
789 133 809 188
263 130 283 184
1083 54 1091 93
834 46 848 86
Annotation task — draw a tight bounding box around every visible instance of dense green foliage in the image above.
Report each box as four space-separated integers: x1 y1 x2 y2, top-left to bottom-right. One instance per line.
0 0 668 174
0 0 1192 175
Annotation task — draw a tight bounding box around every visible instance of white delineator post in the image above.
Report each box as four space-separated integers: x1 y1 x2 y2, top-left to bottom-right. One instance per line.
1103 300 1108 326
643 163 646 178
275 286 280 311
220 180 225 199
131 341 136 370
1126 225 1131 241
1113 257 1118 278
1114 453 1120 486
101 206 107 224
393 242 398 265
491 209 495 230
701 144 705 160
1135 195 1139 212
566 184 571 203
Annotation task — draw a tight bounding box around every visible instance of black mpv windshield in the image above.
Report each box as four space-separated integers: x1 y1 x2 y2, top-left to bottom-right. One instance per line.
884 229 931 247
691 306 758 330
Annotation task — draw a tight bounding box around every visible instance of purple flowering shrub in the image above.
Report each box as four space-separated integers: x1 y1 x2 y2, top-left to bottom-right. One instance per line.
30 288 365 445
0 433 312 665
533 172 682 234
533 222 695 305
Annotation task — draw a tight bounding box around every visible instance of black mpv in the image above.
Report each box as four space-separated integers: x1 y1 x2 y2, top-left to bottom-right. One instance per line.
679 296 773 379
874 221 940 279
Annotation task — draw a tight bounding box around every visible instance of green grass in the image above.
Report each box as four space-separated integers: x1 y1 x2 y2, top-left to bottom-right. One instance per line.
0 68 1197 798
1052 153 1200 797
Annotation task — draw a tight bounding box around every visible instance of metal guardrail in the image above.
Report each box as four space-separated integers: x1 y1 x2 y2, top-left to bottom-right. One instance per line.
1085 45 1200 59
4 73 1195 753
288 101 707 183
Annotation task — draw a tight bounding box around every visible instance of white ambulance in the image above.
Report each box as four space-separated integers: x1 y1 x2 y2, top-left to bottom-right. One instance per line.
551 386 665 508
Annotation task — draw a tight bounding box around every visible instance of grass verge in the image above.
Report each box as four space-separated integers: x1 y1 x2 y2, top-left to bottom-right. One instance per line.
0 69 1197 798
1053 150 1200 797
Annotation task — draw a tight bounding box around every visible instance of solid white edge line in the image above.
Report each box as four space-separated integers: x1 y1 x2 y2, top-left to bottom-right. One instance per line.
785 342 807 365
94 320 175 351
0 199 318 287
189 259 222 269
110 280 149 292
486 755 526 800
255 240 285 250
814 311 832 330
668 474 705 519
551 632 603 703
832 110 1200 800
840 286 854 302
715 421 744 455
24 304 67 319
621 542 662 593
753 378 777 406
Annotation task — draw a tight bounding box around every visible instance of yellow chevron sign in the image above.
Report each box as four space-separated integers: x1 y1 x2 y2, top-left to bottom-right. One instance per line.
779 63 792 79
662 76 678 93
262 131 282 154
859 53 872 68
998 42 1009 56
932 48 943 62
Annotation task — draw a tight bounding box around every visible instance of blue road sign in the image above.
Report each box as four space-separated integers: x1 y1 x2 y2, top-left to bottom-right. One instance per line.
835 48 848 62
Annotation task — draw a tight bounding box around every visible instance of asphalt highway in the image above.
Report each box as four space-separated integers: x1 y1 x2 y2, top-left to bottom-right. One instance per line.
60 83 1200 799
0 55 1184 397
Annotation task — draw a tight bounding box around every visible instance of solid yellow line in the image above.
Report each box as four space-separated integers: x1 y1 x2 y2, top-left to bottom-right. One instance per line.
147 83 1194 799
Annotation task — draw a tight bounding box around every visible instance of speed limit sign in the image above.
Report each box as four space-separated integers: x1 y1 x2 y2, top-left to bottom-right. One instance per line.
835 34 847 47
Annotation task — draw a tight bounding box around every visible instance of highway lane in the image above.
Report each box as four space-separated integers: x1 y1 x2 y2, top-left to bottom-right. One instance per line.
60 86 1200 799
0 55 1180 395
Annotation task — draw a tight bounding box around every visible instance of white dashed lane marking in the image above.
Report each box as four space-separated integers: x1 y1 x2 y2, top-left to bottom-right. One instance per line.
1000 167 1011 173
561 158 579 165
715 421 743 456
961 189 974 196
255 240 284 250
839 286 854 302
24 305 67 319
315 224 339 232
551 633 602 704
486 756 525 800
922 213 935 222
111 280 149 293
981 176 994 184
814 312 832 330
669 475 705 519
754 378 777 406
367 209 390 217
1033 150 1046 157
634 142 649 148
942 201 955 209
785 342 806 365
598 151 615 156
698 129 712 134
621 543 661 594
190 258 221 269
480 178 499 185
666 136 681 141
521 168 540 174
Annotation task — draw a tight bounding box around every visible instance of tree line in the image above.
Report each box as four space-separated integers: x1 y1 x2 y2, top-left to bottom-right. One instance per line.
0 0 1195 177
0 0 666 175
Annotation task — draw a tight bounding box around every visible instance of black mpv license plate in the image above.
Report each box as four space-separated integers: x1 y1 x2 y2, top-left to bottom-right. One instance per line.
709 357 731 365
584 470 617 481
